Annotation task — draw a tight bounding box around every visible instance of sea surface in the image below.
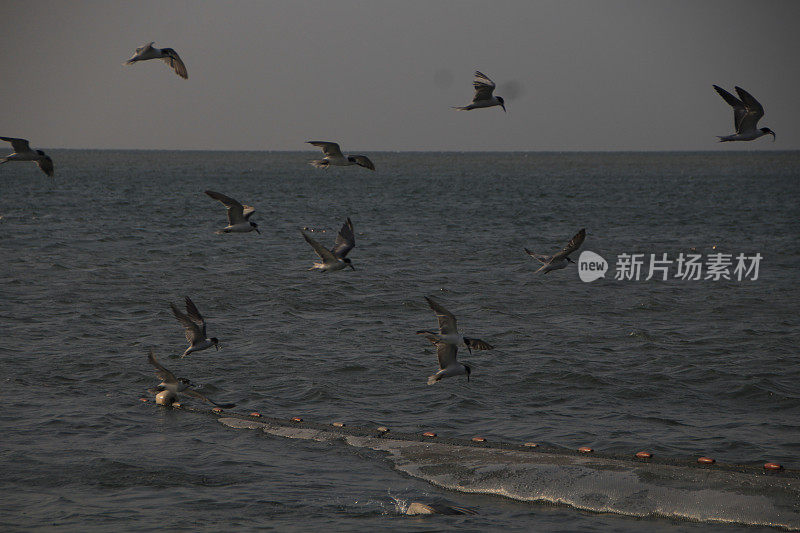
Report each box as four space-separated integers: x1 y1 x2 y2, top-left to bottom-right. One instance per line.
1 150 799 532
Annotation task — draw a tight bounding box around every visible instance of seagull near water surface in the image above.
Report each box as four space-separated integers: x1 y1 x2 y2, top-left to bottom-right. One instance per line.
301 218 356 272
713 85 775 142
170 296 220 358
525 228 586 274
147 350 234 408
453 71 506 112
205 190 260 234
306 141 375 171
417 296 494 354
0 137 54 177
124 42 188 79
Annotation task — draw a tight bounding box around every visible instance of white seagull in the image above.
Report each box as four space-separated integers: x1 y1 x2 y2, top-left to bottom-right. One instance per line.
301 218 356 272
170 296 220 358
124 42 188 79
307 141 375 170
525 228 586 274
425 338 471 385
205 190 260 234
713 85 775 142
147 350 234 408
453 71 506 112
0 137 54 177
416 296 494 354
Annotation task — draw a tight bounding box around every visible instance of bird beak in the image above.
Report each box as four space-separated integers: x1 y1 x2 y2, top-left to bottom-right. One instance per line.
771 132 776 142
467 345 472 355
255 228 261 235
349 264 356 271
501 103 506 113
215 344 220 351
566 257 575 264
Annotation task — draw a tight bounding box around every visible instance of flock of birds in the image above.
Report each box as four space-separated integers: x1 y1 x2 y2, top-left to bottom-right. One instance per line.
2 42 778 408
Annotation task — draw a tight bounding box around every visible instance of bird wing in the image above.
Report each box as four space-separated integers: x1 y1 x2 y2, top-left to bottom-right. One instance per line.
37 157 54 177
160 48 188 79
524 248 550 263
331 218 355 258
171 302 203 343
552 228 586 261
713 85 747 133
136 41 155 54
205 190 246 225
181 388 235 408
302 230 337 262
424 296 458 335
472 71 497 102
307 141 343 158
183 296 208 338
466 337 494 351
0 136 31 153
242 205 256 220
436 342 459 369
734 86 765 133
350 155 375 170
147 350 177 384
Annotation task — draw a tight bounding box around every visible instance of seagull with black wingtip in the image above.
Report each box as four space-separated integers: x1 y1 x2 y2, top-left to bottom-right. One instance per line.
301 218 356 272
525 228 586 274
147 350 234 408
453 71 506 112
124 41 188 79
307 141 375 171
0 137 54 177
205 190 260 234
170 296 220 358
713 85 775 142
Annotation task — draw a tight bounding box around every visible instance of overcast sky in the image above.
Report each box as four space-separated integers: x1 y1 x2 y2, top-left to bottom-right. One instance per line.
4 1 799 151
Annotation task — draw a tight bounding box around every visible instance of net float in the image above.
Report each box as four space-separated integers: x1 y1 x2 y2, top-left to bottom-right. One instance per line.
697 456 715 464
635 451 652 459
422 431 437 438
578 446 594 453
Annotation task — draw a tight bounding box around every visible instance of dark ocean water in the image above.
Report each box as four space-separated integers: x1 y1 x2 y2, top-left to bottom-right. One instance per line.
1 150 799 531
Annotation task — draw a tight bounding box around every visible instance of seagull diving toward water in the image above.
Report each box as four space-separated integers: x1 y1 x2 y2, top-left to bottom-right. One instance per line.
417 296 494 354
525 228 586 274
147 350 234 407
124 42 188 79
713 85 775 142
301 218 356 272
453 71 506 112
170 296 220 358
0 137 54 177
424 338 471 385
306 141 375 170
205 190 260 234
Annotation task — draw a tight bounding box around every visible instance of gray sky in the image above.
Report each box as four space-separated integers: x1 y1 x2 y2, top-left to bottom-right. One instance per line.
4 1 800 151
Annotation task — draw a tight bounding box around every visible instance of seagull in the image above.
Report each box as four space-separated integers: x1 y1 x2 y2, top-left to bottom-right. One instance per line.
453 71 506 112
205 190 260 234
425 338 471 385
307 141 375 170
525 228 586 274
0 137 54 177
301 218 356 272
124 42 188 79
713 85 775 142
170 296 220 358
416 296 494 354
147 350 234 408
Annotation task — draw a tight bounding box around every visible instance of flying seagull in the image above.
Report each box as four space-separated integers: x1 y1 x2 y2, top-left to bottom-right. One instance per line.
425 339 471 385
170 296 220 358
0 137 53 177
525 228 586 274
453 71 506 112
205 190 260 234
124 42 188 79
301 218 356 272
147 350 234 407
307 141 375 170
416 296 494 354
713 85 775 142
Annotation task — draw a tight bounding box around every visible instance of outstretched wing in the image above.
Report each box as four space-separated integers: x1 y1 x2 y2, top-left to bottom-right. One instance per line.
713 85 747 133
0 136 31 153
331 218 355 258
205 190 247 225
465 337 494 351
435 342 459 370
181 388 235 408
171 302 203 343
37 157 54 177
307 141 343 158
160 48 188 79
524 248 550 263
472 71 497 102
552 228 586 261
302 230 337 262
350 155 375 170
734 86 765 133
424 296 458 335
183 296 207 338
147 350 177 384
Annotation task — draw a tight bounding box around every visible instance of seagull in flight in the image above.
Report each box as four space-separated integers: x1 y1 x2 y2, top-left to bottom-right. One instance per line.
424 338 471 385
147 350 234 408
124 42 188 79
453 71 506 112
205 190 260 234
0 137 54 177
416 296 494 354
301 218 356 272
713 85 775 142
307 141 375 170
170 296 220 358
525 228 586 274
